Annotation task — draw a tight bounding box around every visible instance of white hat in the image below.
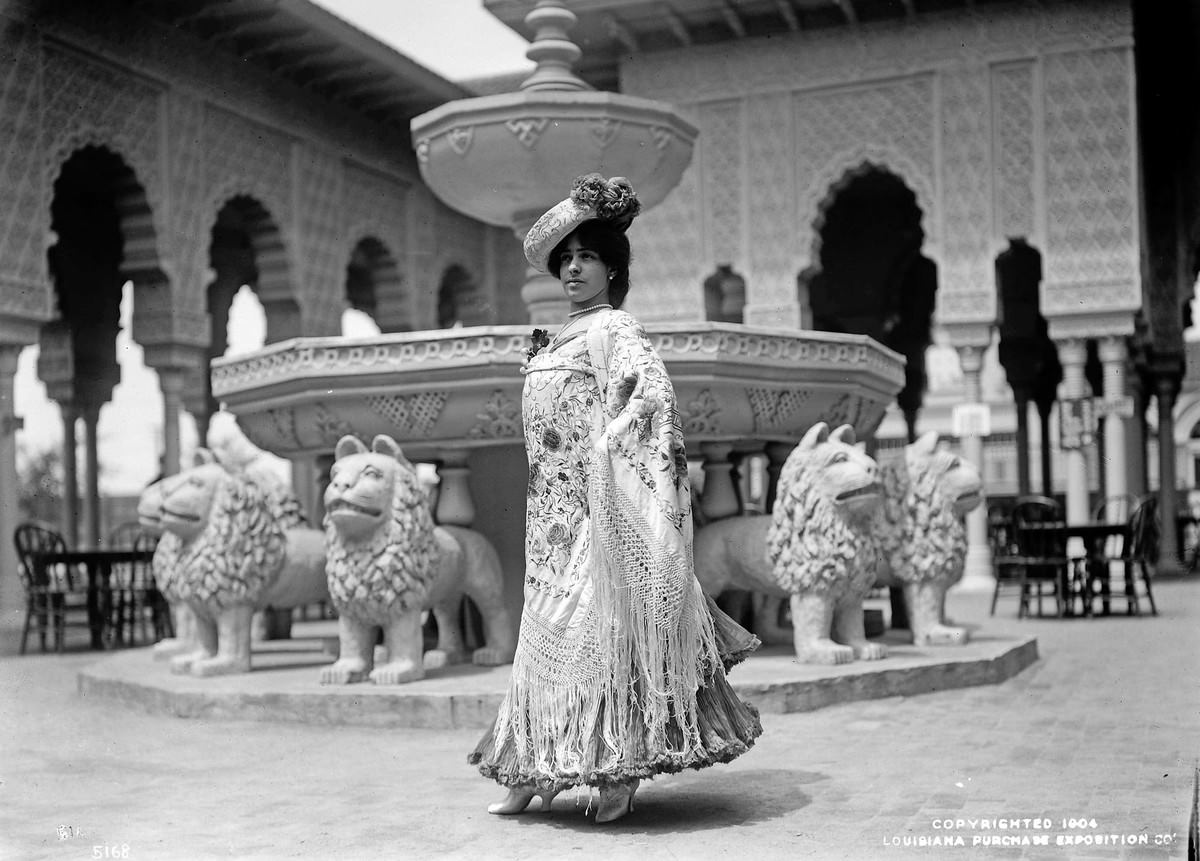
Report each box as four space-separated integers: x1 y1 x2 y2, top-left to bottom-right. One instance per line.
523 174 641 273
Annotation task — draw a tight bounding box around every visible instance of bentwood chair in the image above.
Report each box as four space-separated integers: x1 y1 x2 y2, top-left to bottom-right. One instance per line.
13 522 89 654
1010 496 1075 618
989 505 1026 616
107 523 170 645
1093 496 1159 616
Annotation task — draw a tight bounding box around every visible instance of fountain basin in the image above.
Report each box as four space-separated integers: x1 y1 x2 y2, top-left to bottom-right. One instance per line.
411 91 698 229
210 324 904 459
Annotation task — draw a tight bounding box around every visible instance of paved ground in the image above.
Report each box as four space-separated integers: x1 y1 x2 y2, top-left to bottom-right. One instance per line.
0 581 1197 861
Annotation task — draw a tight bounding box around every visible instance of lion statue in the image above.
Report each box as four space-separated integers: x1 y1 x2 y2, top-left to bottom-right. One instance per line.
158 449 328 676
695 422 884 665
874 432 983 646
321 434 516 686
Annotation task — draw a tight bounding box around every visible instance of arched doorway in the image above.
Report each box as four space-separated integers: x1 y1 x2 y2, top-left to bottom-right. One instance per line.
800 165 936 440
44 146 160 545
703 264 746 324
345 237 402 333
437 264 483 329
202 196 298 435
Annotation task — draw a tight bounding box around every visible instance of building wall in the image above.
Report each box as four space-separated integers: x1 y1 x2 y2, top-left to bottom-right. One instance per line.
0 0 514 355
617 0 1140 343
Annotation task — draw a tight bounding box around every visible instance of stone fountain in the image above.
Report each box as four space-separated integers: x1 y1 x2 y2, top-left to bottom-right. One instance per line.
211 0 906 622
79 1 1044 727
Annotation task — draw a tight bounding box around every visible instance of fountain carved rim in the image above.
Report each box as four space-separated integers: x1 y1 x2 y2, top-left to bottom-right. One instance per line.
211 323 905 402
411 90 700 141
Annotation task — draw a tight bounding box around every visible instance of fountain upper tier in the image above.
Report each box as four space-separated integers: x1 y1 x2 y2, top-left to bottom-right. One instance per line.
210 324 904 460
412 90 697 230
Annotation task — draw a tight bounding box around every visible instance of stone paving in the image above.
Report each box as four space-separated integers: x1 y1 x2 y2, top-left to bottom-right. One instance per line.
0 581 1196 861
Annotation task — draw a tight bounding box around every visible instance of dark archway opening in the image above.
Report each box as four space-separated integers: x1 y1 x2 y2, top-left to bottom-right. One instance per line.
802 166 935 440
203 196 294 434
437 264 480 329
346 237 405 333
47 147 128 413
703 264 746 323
996 238 1061 498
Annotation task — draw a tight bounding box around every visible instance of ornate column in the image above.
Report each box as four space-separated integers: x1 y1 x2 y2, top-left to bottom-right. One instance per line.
159 368 186 478
1098 336 1131 513
763 442 793 513
1154 370 1182 576
0 344 25 623
80 404 101 548
698 442 740 521
144 345 207 479
952 340 993 591
60 404 79 546
1056 338 1091 525
435 451 476 527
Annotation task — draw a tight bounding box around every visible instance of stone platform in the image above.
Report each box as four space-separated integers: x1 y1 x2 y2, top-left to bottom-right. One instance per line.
77 623 1037 729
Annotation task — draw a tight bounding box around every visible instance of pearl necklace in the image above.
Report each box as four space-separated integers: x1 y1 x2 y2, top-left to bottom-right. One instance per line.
567 303 613 318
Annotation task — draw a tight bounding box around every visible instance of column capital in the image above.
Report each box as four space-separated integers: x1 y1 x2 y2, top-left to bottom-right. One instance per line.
0 342 22 376
954 344 985 376
142 343 208 376
1054 337 1088 366
939 321 993 351
1096 334 1129 364
0 312 43 350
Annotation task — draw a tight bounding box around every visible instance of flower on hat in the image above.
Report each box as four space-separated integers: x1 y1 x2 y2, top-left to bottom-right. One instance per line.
569 174 641 231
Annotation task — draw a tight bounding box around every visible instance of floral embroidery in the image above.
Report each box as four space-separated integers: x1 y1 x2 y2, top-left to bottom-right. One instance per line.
522 310 695 595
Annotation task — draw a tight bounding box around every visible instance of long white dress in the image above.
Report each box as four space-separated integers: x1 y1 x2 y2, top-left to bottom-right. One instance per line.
470 309 760 790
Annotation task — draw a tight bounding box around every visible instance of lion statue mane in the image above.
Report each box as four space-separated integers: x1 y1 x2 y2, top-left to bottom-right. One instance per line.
321 434 516 686
695 422 885 664
874 431 983 646
158 449 328 676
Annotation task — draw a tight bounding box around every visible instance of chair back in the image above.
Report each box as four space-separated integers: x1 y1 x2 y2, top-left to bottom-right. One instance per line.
1092 494 1137 557
1012 498 1067 559
1127 496 1160 564
13 522 71 590
1092 493 1137 524
107 521 144 550
987 505 1019 557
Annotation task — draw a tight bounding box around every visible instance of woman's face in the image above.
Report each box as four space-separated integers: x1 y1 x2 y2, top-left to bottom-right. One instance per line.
557 234 610 310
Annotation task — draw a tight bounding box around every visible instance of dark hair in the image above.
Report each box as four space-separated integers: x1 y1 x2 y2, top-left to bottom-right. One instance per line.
548 220 632 309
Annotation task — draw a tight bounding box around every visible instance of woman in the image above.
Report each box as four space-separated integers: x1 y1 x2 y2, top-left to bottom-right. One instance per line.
469 174 762 824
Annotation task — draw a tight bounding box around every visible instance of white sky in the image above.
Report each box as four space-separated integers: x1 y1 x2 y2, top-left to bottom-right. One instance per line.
14 2 528 495
309 0 532 81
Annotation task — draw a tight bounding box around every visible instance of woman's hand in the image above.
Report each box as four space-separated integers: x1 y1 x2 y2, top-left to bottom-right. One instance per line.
612 371 640 411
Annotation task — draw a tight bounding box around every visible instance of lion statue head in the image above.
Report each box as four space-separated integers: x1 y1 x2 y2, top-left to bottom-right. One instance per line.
323 434 440 622
767 422 882 595
136 477 184 601
157 449 297 608
876 431 983 584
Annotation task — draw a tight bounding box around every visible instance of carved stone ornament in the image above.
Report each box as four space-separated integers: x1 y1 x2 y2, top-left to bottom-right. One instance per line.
447 126 474 157
680 389 722 436
505 117 550 149
468 390 522 440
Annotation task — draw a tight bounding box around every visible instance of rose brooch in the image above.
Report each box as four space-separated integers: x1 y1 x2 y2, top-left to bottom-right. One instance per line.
526 328 550 360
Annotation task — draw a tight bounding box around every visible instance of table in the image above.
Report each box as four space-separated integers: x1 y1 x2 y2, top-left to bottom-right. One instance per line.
30 548 155 649
1016 522 1129 616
